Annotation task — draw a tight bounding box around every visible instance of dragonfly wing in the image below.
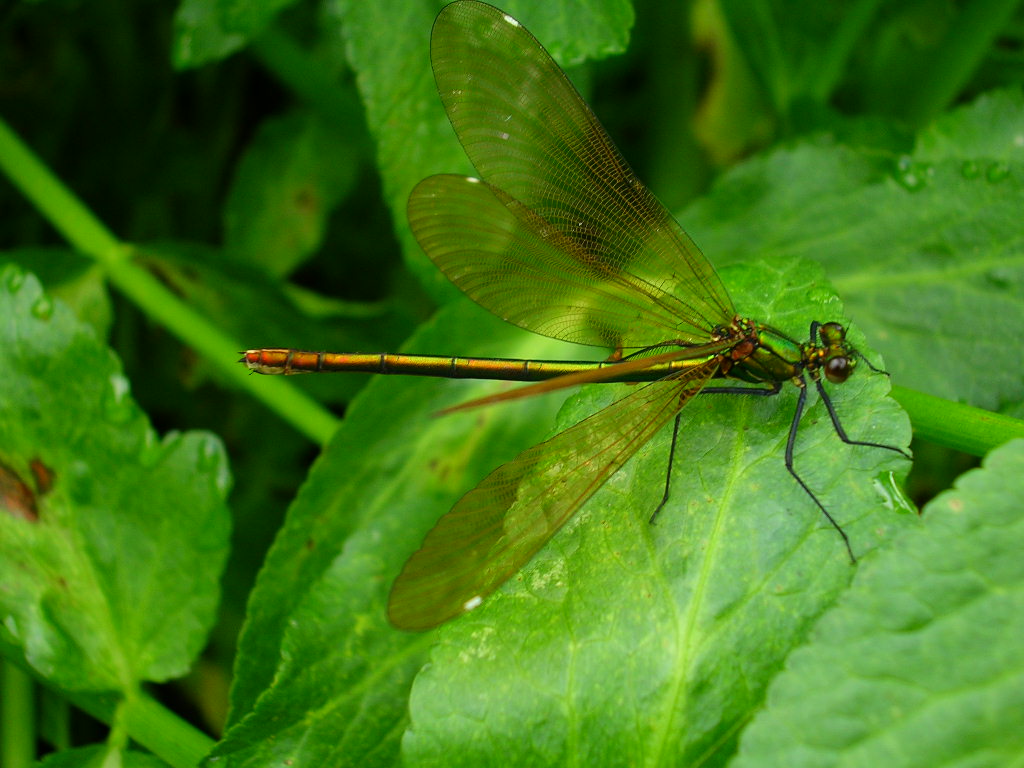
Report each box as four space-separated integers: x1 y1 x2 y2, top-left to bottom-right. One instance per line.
410 174 722 349
419 1 735 344
387 359 718 631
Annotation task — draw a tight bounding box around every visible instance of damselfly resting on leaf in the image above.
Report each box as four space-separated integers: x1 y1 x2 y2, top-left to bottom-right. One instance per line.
243 0 910 631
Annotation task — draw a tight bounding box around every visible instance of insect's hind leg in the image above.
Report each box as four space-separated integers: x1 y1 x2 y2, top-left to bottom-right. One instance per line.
649 381 782 525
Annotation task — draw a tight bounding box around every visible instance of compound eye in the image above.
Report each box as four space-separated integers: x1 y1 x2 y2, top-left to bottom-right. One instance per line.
825 355 851 383
819 322 846 344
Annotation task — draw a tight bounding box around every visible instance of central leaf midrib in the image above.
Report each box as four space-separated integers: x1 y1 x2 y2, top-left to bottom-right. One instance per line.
646 398 752 766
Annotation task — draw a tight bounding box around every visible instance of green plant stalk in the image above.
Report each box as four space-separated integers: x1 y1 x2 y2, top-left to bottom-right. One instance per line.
39 692 71 751
62 690 212 767
891 385 1024 457
901 0 1020 126
1 661 35 768
731 0 789 117
0 640 212 767
809 0 884 101
0 116 338 446
117 692 213 767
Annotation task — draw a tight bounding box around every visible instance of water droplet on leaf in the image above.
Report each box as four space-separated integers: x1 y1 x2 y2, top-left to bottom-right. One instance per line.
986 162 1009 183
31 295 53 320
6 267 25 292
103 374 135 424
894 156 928 191
873 471 916 515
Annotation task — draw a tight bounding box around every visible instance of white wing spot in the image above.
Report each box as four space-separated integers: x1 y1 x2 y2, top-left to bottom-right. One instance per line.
467 177 481 183
502 13 520 27
463 595 484 612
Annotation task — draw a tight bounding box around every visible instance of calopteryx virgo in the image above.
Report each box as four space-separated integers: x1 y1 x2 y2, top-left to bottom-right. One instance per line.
243 0 910 631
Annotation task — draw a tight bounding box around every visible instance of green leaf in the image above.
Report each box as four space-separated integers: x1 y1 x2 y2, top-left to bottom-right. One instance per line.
403 259 912 767
173 2 244 69
493 1 634 66
0 267 231 692
334 0 633 301
213 258 911 766
173 0 298 68
685 88 1024 410
0 248 112 338
224 111 358 277
915 87 1024 161
734 437 1024 767
215 299 581 764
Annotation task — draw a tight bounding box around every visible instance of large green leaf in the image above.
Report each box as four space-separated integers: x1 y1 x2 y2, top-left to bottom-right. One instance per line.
213 257 911 767
216 298 582 763
174 0 299 68
734 437 1024 767
224 111 358 277
402 259 912 767
685 88 1024 410
0 267 231 692
333 0 633 301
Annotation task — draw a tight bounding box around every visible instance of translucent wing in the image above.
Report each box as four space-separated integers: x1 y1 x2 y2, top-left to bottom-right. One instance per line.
410 175 724 349
387 360 717 630
409 1 734 349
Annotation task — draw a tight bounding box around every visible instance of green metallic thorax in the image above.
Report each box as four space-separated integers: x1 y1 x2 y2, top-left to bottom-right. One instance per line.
717 316 857 387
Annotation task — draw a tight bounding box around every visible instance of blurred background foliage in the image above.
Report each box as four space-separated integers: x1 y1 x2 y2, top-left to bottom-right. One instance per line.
1 0 1022 751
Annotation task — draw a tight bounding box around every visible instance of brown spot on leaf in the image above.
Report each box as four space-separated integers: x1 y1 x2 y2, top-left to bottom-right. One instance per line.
30 458 55 495
0 460 38 522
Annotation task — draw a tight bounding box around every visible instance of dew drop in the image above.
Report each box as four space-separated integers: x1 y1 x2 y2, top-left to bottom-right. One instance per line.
66 460 94 506
197 435 218 470
806 286 832 304
960 160 980 179
197 435 230 493
103 374 135 424
873 471 916 515
986 162 1009 183
986 268 1013 289
5 267 25 292
894 156 927 191
31 295 53 320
